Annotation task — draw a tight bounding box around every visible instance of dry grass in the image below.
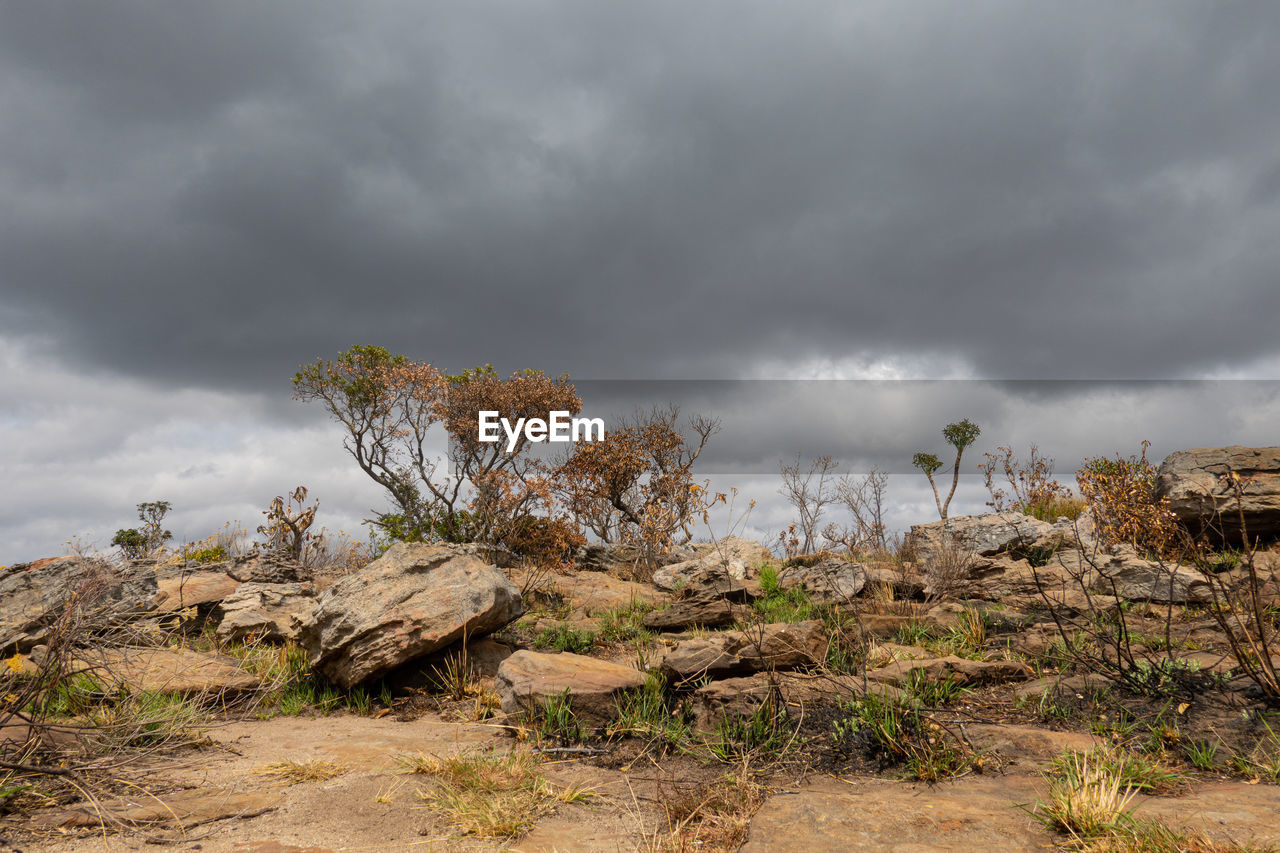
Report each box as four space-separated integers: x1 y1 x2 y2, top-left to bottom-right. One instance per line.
400 748 586 840
1031 748 1139 839
256 758 347 785
645 774 767 853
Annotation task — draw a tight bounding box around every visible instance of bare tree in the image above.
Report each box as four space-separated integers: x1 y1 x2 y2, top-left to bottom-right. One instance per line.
823 467 890 553
779 454 838 555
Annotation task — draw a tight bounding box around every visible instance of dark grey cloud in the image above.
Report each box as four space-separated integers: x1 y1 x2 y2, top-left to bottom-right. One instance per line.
5 2 1280 560
3 2 1280 390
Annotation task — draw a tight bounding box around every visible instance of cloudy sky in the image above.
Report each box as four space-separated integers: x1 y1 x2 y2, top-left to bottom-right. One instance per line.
3 2 1279 562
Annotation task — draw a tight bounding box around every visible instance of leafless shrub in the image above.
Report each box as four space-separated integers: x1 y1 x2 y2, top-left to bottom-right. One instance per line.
778 454 838 556
923 533 979 603
1032 534 1226 699
823 467 890 554
1198 472 1280 704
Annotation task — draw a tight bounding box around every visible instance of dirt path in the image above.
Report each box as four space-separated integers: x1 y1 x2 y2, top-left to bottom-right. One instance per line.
10 713 1280 852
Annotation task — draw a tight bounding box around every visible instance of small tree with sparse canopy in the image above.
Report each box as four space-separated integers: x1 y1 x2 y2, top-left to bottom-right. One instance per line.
292 346 581 546
912 419 981 523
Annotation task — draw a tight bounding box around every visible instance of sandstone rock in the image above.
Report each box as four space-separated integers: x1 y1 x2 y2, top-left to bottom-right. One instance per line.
0 557 158 653
494 650 646 720
299 542 523 687
691 672 897 732
1156 446 1280 541
1031 509 1100 554
215 582 316 643
226 550 311 584
153 567 242 612
41 787 279 830
75 647 261 694
777 558 866 602
651 537 772 591
643 592 743 631
865 642 932 667
866 655 1033 687
577 542 698 576
963 723 1100 765
905 512 1053 569
1092 546 1210 603
863 564 925 598
550 570 668 617
657 621 826 683
1013 673 1111 701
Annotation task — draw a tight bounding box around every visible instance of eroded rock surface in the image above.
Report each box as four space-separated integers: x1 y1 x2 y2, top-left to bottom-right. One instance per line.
494 650 646 720
299 542 523 687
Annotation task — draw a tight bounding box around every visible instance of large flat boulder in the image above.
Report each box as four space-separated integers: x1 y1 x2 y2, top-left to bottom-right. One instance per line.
298 543 523 687
153 567 242 612
75 647 260 694
1156 446 1280 542
1091 546 1210 603
0 557 157 653
657 621 827 684
905 513 1053 569
215 581 316 643
494 650 646 720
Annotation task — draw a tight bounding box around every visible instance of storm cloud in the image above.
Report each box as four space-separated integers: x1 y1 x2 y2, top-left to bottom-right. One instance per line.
3 2 1279 560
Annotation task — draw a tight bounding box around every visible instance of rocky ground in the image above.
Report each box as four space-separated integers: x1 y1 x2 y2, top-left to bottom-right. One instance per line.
5 447 1280 851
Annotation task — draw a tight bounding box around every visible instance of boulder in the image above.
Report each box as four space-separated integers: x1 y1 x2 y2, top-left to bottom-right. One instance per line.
153 568 242 612
657 621 826 684
298 542 523 687
551 571 668 617
75 647 260 694
494 650 646 720
1156 446 1280 542
651 537 772 591
777 558 866 602
0 557 158 653
1030 509 1100 554
642 592 742 631
691 672 896 731
1092 546 1210 603
215 582 316 643
905 513 1054 569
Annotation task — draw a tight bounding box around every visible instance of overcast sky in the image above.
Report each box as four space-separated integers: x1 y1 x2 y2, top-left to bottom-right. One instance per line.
4 2 1280 563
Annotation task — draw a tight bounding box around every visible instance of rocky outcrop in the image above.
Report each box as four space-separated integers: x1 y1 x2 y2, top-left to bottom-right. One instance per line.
657 621 827 684
226 550 312 584
651 537 772 591
577 543 698 576
905 513 1053 567
75 647 260 694
0 557 158 653
866 654 1033 687
152 567 243 612
215 582 316 643
1156 446 1280 542
550 571 668 617
299 543 523 687
643 593 741 631
494 650 646 720
1092 546 1210 603
777 558 866 602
